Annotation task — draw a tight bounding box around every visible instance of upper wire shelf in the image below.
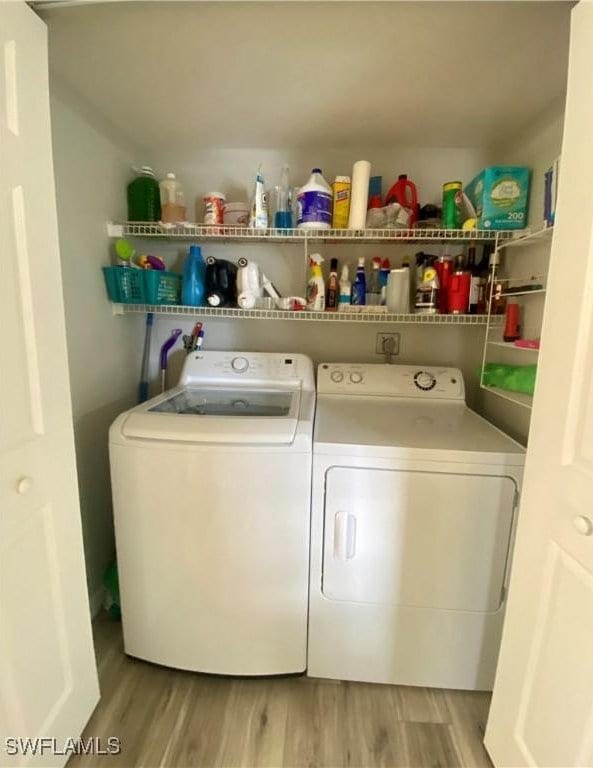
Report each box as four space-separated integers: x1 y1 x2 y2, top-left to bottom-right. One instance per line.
107 222 519 244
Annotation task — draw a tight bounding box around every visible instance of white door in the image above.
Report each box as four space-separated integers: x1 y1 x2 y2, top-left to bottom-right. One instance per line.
485 3 593 766
0 4 99 767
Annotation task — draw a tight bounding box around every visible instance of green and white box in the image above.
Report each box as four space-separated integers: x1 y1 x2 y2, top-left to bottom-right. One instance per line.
465 166 531 230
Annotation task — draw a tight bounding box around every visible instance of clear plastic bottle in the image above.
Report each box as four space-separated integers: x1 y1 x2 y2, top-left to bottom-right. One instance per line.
159 172 186 223
275 165 292 229
127 166 161 222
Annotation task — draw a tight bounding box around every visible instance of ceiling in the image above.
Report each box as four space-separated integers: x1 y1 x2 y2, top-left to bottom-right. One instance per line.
41 1 571 152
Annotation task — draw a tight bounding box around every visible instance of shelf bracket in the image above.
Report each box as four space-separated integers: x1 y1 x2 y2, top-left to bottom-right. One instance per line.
107 222 124 237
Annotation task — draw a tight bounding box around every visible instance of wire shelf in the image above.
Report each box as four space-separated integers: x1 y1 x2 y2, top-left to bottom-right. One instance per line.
496 225 554 251
501 288 546 298
487 341 540 353
107 222 519 244
112 303 503 324
481 385 533 409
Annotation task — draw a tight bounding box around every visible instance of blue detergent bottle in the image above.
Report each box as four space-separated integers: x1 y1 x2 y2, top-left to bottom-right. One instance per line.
182 245 206 306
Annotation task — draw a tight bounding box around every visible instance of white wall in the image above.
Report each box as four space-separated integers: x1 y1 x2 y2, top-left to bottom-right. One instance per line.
478 102 565 444
50 84 144 614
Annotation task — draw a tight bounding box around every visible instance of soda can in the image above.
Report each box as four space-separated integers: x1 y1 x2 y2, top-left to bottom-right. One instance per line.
442 181 462 229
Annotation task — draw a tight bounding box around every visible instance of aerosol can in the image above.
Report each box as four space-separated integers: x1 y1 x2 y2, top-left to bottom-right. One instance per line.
236 257 264 309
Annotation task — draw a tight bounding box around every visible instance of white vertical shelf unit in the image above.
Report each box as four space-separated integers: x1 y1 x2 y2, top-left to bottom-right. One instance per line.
480 226 554 409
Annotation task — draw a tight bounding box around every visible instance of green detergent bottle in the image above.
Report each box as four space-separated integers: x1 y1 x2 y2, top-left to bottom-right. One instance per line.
127 166 161 221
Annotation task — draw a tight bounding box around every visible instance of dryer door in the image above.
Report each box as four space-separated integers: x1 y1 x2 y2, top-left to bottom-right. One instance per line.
323 467 516 612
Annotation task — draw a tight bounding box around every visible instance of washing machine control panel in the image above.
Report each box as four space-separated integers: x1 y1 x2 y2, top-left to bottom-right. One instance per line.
318 363 465 400
179 351 316 389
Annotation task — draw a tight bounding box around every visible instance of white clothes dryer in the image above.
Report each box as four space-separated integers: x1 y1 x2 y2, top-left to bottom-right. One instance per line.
308 363 525 690
109 351 315 675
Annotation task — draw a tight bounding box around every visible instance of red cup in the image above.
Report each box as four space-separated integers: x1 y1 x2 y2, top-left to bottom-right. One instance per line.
504 303 521 342
448 271 471 314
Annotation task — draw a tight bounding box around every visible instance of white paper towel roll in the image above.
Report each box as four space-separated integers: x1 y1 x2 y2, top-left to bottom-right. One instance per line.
347 160 371 229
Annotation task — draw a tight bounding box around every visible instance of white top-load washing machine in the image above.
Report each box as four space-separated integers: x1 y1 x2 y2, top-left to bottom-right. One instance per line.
109 351 315 675
308 363 525 691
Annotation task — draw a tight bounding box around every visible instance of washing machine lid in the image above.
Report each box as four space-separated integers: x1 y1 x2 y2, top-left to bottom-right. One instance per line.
121 385 301 444
314 396 525 463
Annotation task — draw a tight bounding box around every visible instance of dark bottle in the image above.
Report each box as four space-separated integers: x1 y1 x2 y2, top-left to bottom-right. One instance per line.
326 258 339 311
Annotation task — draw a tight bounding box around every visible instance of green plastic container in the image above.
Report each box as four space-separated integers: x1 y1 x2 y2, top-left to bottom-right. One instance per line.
127 166 161 222
482 363 537 395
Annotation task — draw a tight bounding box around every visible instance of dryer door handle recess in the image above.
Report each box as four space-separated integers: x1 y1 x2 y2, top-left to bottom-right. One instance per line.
333 511 357 560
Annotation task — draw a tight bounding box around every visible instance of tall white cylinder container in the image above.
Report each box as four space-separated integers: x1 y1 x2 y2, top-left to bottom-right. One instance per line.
386 268 411 313
347 160 371 230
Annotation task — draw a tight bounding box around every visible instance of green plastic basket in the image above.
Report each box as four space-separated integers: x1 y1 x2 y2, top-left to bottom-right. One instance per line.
102 266 181 305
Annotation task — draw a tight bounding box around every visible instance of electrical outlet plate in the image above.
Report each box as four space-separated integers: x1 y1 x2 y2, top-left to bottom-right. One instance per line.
376 332 400 355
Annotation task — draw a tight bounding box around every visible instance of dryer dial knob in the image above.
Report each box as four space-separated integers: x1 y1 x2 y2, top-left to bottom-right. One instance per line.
330 370 344 383
414 371 436 390
231 356 249 373
349 371 363 384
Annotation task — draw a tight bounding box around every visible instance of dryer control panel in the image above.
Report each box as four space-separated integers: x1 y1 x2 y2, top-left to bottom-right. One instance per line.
317 363 465 400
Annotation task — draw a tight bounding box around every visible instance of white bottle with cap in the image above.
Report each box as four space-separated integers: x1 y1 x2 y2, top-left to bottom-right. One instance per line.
159 172 186 223
297 169 333 229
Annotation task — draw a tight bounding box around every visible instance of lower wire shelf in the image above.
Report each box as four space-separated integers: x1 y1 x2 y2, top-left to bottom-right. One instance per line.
481 385 533 409
111 303 503 324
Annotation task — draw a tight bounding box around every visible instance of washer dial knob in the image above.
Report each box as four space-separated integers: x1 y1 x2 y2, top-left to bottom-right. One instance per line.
330 370 344 383
414 371 436 390
231 356 249 373
349 371 363 384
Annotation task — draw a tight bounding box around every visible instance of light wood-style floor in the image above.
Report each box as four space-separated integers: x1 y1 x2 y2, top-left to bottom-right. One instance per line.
71 614 493 768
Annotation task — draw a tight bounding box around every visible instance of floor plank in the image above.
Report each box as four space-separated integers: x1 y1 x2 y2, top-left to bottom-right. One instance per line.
72 614 493 768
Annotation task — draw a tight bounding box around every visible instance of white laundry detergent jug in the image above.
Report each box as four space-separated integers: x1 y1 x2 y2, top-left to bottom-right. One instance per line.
297 168 333 229
236 258 264 309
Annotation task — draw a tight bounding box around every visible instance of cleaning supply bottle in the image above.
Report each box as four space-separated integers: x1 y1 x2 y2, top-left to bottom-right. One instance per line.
306 254 325 311
332 176 351 228
275 165 292 229
380 258 391 305
366 257 382 305
338 265 351 311
127 166 161 221
297 168 332 229
249 165 268 229
181 245 206 306
159 172 186 223
352 256 367 305
385 174 419 226
326 258 339 311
